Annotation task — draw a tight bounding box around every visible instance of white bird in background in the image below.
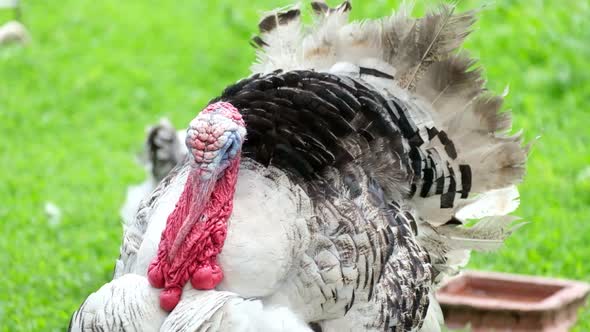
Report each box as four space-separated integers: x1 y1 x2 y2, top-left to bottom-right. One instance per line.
70 2 527 331
119 119 187 227
0 20 29 46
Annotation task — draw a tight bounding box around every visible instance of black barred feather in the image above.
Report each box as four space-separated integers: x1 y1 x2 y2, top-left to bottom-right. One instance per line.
311 1 330 15
310 0 352 17
213 71 426 183
258 8 301 33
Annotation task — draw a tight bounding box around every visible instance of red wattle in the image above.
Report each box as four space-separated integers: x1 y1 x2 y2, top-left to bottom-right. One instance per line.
147 261 165 289
191 263 224 290
147 158 240 311
160 287 182 312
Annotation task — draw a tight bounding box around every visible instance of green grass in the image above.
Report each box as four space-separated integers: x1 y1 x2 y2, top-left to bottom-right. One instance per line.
1 0 589 331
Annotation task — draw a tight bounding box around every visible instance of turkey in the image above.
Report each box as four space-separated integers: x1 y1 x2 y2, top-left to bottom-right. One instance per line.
120 119 187 226
70 2 528 331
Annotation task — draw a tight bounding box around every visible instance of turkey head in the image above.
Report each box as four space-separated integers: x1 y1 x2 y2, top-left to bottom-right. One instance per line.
147 102 245 311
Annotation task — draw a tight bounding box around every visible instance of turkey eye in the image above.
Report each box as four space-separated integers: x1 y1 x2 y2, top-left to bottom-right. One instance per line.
223 132 241 160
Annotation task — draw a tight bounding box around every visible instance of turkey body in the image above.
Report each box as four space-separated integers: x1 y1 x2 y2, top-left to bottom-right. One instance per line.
112 71 434 331
214 70 437 330
71 2 527 332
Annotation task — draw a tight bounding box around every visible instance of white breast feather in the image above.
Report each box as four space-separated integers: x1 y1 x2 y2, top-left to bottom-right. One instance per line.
218 163 312 297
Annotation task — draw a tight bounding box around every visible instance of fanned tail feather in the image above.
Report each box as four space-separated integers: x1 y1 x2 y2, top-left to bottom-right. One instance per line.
250 0 528 302
251 4 304 73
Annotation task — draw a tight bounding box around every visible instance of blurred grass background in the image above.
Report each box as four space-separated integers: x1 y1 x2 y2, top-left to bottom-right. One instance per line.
1 0 589 330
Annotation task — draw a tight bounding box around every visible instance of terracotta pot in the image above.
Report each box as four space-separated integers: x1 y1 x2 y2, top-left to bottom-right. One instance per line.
436 271 590 332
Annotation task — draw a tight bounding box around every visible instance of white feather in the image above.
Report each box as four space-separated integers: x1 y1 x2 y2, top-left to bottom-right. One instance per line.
456 185 520 220
163 289 312 332
218 161 312 297
120 178 158 226
132 166 190 276
252 4 304 74
69 274 167 332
